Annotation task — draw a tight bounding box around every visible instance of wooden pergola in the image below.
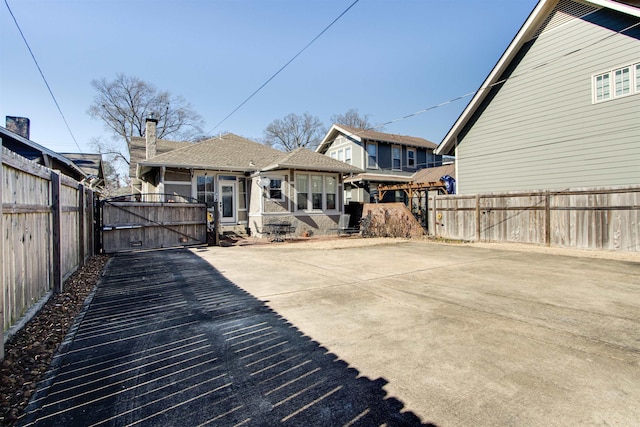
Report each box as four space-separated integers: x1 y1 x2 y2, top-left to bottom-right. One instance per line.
378 181 448 227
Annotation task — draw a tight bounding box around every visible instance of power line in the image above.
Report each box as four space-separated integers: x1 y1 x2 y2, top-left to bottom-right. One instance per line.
209 0 360 134
4 0 83 154
321 17 640 149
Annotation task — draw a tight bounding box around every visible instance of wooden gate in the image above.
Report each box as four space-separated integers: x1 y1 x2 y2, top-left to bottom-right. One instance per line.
101 196 208 253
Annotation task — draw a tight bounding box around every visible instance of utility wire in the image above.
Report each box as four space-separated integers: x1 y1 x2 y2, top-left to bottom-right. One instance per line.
4 0 83 153
322 19 640 149
209 0 360 133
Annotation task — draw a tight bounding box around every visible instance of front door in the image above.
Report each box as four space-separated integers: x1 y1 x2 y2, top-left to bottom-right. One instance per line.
219 181 236 224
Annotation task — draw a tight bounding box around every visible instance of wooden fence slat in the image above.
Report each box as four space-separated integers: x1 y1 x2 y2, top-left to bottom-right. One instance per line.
431 186 640 252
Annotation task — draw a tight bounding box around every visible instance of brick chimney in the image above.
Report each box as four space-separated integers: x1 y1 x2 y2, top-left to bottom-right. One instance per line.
145 113 158 159
6 116 30 139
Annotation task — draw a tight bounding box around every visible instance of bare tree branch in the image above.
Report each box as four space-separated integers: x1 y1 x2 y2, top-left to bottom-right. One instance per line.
87 74 205 151
264 112 326 152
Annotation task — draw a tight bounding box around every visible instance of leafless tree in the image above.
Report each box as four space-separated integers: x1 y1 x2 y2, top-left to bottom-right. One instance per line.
263 112 326 151
87 74 205 150
330 108 382 130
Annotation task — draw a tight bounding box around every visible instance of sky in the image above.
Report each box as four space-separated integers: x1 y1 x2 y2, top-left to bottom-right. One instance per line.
0 0 539 156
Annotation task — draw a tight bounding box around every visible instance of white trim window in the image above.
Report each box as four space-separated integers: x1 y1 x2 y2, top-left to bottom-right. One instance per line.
392 146 402 171
344 147 352 164
325 176 337 210
296 173 339 211
330 151 337 159
268 177 284 201
593 62 640 103
407 148 416 169
311 175 323 209
367 142 378 169
296 174 308 210
337 149 344 162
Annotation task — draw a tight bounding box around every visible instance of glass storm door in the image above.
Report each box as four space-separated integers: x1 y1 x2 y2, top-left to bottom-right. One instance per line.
219 182 236 223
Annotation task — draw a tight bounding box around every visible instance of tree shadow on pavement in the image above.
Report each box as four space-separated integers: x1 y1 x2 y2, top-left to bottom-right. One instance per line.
20 248 437 427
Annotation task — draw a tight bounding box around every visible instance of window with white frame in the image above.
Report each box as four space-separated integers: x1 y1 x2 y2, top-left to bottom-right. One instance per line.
367 142 378 168
197 175 215 207
392 146 401 170
337 149 344 162
269 177 283 200
593 62 640 103
344 147 352 164
407 148 416 168
311 175 323 209
330 151 337 159
297 174 308 210
296 173 339 211
326 176 337 210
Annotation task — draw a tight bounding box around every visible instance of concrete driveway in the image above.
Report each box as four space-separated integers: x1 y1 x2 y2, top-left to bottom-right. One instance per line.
196 238 640 426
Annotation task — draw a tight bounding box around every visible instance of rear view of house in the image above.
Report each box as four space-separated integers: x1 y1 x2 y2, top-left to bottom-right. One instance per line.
436 0 640 194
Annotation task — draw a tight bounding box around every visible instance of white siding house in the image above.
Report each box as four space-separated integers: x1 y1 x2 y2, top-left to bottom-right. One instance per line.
436 0 640 194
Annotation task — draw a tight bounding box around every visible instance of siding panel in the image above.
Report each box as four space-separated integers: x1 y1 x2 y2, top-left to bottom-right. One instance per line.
457 8 640 195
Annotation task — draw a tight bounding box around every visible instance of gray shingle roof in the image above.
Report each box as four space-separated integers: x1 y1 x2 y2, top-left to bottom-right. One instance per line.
138 133 283 172
412 163 456 183
319 124 438 153
262 147 363 173
130 136 192 177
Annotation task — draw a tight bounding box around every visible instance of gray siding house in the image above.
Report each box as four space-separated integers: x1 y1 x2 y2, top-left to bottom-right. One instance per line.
435 0 640 194
317 124 442 203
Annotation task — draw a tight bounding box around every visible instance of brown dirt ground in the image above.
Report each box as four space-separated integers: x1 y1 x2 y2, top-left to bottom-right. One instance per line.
0 255 110 426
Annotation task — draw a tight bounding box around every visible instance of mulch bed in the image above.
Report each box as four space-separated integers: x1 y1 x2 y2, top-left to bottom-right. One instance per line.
0 255 110 426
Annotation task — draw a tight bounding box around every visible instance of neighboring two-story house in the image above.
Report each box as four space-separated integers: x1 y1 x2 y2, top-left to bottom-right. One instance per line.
435 0 640 194
317 124 442 204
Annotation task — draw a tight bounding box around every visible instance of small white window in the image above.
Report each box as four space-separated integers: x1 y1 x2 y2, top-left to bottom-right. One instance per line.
636 64 640 92
367 143 378 169
407 148 416 168
269 178 283 200
344 147 352 164
392 146 401 170
615 67 630 97
594 73 610 102
325 176 337 210
337 149 344 162
330 151 337 159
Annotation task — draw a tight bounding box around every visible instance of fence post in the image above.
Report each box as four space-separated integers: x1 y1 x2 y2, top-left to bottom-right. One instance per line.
78 183 85 267
1 149 4 360
475 194 481 242
87 189 94 256
51 171 62 293
545 191 551 247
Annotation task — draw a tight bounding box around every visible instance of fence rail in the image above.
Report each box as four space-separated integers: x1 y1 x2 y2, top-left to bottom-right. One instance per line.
1 148 95 358
428 186 640 252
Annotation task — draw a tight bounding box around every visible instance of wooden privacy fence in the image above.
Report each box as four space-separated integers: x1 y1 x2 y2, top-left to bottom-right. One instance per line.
428 186 640 252
101 197 207 253
1 148 95 357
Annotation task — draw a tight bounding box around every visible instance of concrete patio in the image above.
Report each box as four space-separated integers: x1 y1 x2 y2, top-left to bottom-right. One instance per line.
20 238 640 426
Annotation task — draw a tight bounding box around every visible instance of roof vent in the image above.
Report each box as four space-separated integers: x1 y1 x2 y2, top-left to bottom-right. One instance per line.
530 0 600 40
